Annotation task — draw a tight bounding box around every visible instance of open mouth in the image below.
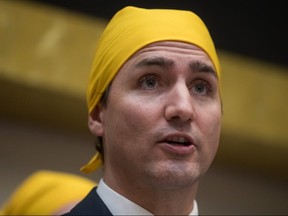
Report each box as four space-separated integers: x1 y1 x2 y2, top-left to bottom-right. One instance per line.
164 136 193 147
159 135 196 155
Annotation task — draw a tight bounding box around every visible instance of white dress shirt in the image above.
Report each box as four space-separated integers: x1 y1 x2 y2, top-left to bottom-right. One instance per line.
96 178 198 215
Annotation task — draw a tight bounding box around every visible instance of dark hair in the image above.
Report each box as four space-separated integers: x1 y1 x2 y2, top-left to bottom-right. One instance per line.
94 85 111 163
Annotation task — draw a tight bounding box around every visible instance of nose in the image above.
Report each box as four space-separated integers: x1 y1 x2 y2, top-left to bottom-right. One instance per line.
164 84 196 123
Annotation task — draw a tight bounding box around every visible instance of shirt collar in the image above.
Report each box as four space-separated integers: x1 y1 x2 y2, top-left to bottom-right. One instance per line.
96 178 198 215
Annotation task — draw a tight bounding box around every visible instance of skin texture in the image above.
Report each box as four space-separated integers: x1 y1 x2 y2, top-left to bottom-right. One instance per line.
89 41 222 215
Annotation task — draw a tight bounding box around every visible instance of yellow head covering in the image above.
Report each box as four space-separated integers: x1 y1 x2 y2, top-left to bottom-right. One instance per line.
83 6 221 173
0 170 96 215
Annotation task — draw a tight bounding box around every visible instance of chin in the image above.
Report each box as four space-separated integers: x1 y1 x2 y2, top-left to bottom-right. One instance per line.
146 162 201 188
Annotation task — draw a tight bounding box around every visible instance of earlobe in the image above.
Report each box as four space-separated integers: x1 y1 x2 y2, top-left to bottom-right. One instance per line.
88 105 104 136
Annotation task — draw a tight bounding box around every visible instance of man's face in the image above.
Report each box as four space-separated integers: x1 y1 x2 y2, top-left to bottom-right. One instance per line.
90 41 222 189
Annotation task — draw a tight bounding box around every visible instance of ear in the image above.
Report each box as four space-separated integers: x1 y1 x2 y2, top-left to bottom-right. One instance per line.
88 105 104 136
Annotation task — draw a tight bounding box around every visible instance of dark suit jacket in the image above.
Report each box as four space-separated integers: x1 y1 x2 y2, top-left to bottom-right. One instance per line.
62 187 112 215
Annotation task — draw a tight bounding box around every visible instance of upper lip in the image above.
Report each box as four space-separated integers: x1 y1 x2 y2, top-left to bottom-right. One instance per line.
159 133 195 146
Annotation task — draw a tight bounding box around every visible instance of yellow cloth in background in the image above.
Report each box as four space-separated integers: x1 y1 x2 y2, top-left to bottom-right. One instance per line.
0 170 96 215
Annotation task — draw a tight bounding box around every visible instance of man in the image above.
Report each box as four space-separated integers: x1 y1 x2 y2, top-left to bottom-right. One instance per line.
64 5 222 215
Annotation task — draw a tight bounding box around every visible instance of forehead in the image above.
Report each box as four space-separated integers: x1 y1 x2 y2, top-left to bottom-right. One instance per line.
124 41 214 68
137 41 206 54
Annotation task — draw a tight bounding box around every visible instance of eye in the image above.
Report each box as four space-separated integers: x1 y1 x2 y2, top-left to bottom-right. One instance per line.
192 80 211 95
140 75 158 89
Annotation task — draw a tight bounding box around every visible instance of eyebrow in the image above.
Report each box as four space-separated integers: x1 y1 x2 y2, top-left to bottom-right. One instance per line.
135 57 217 78
135 57 174 68
190 61 217 78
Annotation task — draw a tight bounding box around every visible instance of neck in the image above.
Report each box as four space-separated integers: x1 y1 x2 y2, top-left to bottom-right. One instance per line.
104 173 199 215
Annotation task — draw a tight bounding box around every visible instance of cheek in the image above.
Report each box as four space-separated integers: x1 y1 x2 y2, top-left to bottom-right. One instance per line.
103 98 160 165
198 105 222 151
104 97 159 142
124 93 161 123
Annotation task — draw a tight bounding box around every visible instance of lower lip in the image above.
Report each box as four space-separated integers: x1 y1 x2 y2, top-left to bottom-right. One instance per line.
159 142 196 155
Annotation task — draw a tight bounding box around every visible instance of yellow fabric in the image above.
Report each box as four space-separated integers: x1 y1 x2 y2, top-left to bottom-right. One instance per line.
80 152 102 174
0 170 96 215
84 6 221 173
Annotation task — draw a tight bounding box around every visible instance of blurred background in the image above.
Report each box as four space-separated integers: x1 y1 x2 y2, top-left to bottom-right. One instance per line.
1 0 287 214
